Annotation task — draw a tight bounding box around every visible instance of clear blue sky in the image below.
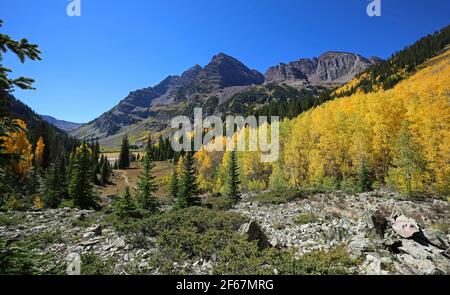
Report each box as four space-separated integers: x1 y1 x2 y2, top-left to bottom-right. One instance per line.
1 0 449 123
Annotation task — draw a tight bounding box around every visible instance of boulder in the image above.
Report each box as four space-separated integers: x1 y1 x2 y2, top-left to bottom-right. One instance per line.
422 228 449 249
238 221 270 249
66 253 81 275
85 224 102 236
392 215 420 238
362 252 384 275
112 237 126 249
348 237 371 258
369 210 388 238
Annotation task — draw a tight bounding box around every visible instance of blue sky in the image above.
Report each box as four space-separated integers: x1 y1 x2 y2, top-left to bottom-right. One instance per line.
1 0 449 123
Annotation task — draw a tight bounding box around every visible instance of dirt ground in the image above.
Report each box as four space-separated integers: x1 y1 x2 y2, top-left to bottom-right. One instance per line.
99 160 173 204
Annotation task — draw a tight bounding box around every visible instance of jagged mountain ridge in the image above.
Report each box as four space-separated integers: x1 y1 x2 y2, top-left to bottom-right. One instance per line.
265 51 381 87
71 51 379 146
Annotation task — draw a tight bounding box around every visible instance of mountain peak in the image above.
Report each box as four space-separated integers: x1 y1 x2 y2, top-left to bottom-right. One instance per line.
265 51 379 86
201 53 264 88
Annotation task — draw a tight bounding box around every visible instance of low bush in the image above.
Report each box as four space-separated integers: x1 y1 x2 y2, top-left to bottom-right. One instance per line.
293 213 318 225
80 253 116 275
250 188 303 204
214 241 355 275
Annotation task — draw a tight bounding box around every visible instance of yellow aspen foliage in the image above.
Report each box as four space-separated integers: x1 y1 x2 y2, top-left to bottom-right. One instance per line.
34 136 45 167
195 145 224 192
0 119 33 176
284 48 450 196
34 195 44 209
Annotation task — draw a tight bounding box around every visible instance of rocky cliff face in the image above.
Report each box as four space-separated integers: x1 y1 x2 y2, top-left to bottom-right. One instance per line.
198 53 265 88
265 52 380 87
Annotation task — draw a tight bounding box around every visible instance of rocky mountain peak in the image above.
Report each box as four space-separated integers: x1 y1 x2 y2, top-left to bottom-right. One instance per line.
265 51 381 87
199 53 265 88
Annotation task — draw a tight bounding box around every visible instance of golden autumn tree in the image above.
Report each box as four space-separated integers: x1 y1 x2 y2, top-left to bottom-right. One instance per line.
34 136 45 169
283 48 450 196
0 119 33 177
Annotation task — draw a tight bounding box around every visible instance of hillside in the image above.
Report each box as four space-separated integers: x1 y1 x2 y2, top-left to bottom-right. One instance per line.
40 115 83 132
7 96 78 162
333 25 450 97
283 46 450 196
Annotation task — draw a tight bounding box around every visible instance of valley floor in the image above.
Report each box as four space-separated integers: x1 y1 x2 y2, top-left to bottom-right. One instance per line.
0 190 449 275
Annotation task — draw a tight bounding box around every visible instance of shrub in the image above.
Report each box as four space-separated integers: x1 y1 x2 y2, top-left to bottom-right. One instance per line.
250 188 303 204
80 253 116 275
213 240 355 275
0 233 66 275
247 180 266 193
293 213 318 225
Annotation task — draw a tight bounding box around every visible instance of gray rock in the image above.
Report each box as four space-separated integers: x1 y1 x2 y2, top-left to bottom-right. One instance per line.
238 221 270 249
112 237 126 249
66 253 81 275
349 237 370 258
85 224 102 236
397 253 442 275
423 228 449 249
362 252 384 275
269 237 281 248
392 215 420 238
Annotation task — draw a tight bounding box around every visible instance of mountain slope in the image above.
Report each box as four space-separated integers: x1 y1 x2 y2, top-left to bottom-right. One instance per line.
40 115 83 132
333 24 450 97
70 53 266 142
265 51 380 88
285 46 450 195
7 96 78 162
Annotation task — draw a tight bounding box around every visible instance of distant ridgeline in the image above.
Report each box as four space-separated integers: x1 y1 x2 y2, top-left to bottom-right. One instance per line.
333 24 450 97
7 95 79 167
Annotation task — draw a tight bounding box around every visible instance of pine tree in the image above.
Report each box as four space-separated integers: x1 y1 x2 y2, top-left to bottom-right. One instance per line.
40 164 62 208
226 151 241 201
100 160 110 185
114 187 138 218
118 135 130 169
357 160 372 192
136 135 159 213
169 164 178 199
113 160 118 170
176 151 199 209
58 156 68 199
68 143 98 209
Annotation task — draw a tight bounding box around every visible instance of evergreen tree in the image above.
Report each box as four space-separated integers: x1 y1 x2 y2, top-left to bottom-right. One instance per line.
58 156 68 199
357 160 372 192
118 135 130 169
169 164 178 199
40 164 62 208
100 160 110 185
136 135 159 213
68 143 98 209
113 159 118 170
226 151 241 201
114 187 138 218
176 151 199 209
